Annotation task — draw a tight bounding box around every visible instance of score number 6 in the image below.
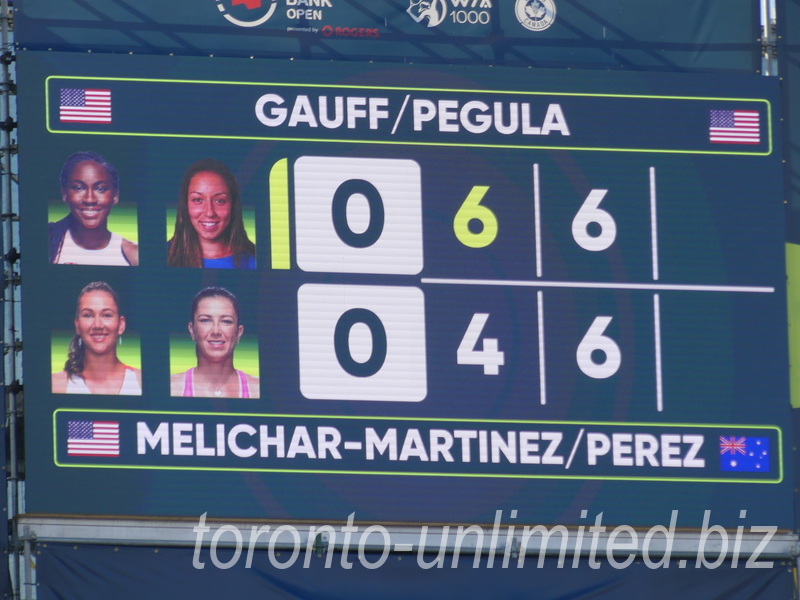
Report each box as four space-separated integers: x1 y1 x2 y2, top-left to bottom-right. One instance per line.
576 316 621 379
572 189 616 251
453 186 498 248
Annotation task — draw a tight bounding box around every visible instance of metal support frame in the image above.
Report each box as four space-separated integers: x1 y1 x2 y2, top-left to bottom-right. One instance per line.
0 0 20 597
16 515 800 562
14 514 800 594
761 0 778 75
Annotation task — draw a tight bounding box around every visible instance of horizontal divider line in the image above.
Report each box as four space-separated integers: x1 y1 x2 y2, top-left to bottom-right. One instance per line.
420 278 774 294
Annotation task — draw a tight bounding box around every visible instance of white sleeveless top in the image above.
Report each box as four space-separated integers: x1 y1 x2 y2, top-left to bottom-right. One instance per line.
56 230 131 266
66 368 141 395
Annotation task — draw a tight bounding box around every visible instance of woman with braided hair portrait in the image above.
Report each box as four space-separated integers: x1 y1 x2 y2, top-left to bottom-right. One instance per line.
51 281 142 395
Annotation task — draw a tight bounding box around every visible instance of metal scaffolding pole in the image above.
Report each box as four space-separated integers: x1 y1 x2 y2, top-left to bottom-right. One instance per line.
0 0 20 597
761 0 778 76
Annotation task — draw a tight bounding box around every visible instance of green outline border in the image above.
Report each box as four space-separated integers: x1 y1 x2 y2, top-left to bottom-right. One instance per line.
53 409 783 484
45 76 773 156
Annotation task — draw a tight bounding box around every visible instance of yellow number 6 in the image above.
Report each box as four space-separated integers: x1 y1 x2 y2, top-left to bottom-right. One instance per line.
453 185 497 248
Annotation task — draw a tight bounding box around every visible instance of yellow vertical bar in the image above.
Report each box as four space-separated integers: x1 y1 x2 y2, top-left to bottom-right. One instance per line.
269 158 291 269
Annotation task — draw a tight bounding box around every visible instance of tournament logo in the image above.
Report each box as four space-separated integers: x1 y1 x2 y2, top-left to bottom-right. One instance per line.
407 0 447 28
216 0 278 28
515 0 556 31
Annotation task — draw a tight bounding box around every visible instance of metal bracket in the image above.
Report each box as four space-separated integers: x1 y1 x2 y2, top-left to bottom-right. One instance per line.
16 527 35 550
312 533 328 553
4 272 20 288
509 535 521 560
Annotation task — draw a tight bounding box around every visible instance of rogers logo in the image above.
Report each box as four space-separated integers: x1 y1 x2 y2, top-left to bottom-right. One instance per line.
321 25 379 38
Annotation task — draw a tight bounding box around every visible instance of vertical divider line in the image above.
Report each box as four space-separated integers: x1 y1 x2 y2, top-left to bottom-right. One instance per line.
534 163 542 278
270 158 291 269
654 293 663 412
538 290 546 405
649 166 659 280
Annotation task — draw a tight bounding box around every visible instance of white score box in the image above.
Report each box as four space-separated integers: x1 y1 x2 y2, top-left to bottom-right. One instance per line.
294 156 423 274
297 284 427 402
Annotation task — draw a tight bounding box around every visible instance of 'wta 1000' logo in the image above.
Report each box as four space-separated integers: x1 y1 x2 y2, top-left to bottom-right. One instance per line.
215 0 278 27
515 0 556 31
407 0 448 28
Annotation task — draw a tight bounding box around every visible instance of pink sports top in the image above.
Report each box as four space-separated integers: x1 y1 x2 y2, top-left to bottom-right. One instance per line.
182 368 250 398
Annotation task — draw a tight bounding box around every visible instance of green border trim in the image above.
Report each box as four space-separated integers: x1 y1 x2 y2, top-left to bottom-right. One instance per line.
45 76 773 156
786 243 800 408
53 409 783 484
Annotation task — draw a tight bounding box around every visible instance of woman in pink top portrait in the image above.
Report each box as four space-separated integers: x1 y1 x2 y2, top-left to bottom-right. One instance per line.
170 286 259 398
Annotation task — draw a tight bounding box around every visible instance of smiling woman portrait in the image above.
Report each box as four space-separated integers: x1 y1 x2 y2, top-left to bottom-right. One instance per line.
52 281 142 395
49 151 139 266
170 286 259 398
167 159 256 269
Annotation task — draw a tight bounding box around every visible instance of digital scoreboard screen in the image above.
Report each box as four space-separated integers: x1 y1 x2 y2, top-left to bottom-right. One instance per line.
18 51 792 528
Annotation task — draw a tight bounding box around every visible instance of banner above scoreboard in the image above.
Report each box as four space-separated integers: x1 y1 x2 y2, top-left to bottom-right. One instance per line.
18 52 792 528
15 0 761 73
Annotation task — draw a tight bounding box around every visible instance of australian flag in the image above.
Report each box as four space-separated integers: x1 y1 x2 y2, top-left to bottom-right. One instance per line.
719 436 769 472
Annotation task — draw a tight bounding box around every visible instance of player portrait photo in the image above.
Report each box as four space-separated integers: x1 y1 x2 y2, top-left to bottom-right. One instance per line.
51 281 142 395
166 159 257 269
49 151 139 266
170 286 260 398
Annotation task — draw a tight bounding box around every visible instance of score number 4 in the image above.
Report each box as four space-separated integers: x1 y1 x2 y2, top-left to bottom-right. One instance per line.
457 313 504 375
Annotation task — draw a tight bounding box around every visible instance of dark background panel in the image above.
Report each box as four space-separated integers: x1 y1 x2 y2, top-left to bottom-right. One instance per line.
777 0 800 534
35 542 795 600
779 0 800 242
16 52 793 528
15 0 760 72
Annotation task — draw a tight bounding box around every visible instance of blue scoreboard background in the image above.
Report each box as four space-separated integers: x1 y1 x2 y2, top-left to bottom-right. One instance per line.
18 51 792 528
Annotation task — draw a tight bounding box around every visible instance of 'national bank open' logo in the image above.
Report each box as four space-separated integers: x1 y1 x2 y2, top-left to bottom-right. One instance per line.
215 0 278 27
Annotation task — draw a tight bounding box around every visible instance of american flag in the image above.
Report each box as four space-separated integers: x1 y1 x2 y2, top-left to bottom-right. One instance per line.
67 420 120 457
59 88 112 124
709 110 759 144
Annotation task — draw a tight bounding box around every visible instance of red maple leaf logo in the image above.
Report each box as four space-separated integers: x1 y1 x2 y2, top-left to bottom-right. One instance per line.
232 0 262 9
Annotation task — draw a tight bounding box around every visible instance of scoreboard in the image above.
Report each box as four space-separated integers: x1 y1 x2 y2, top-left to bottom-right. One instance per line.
19 51 792 528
